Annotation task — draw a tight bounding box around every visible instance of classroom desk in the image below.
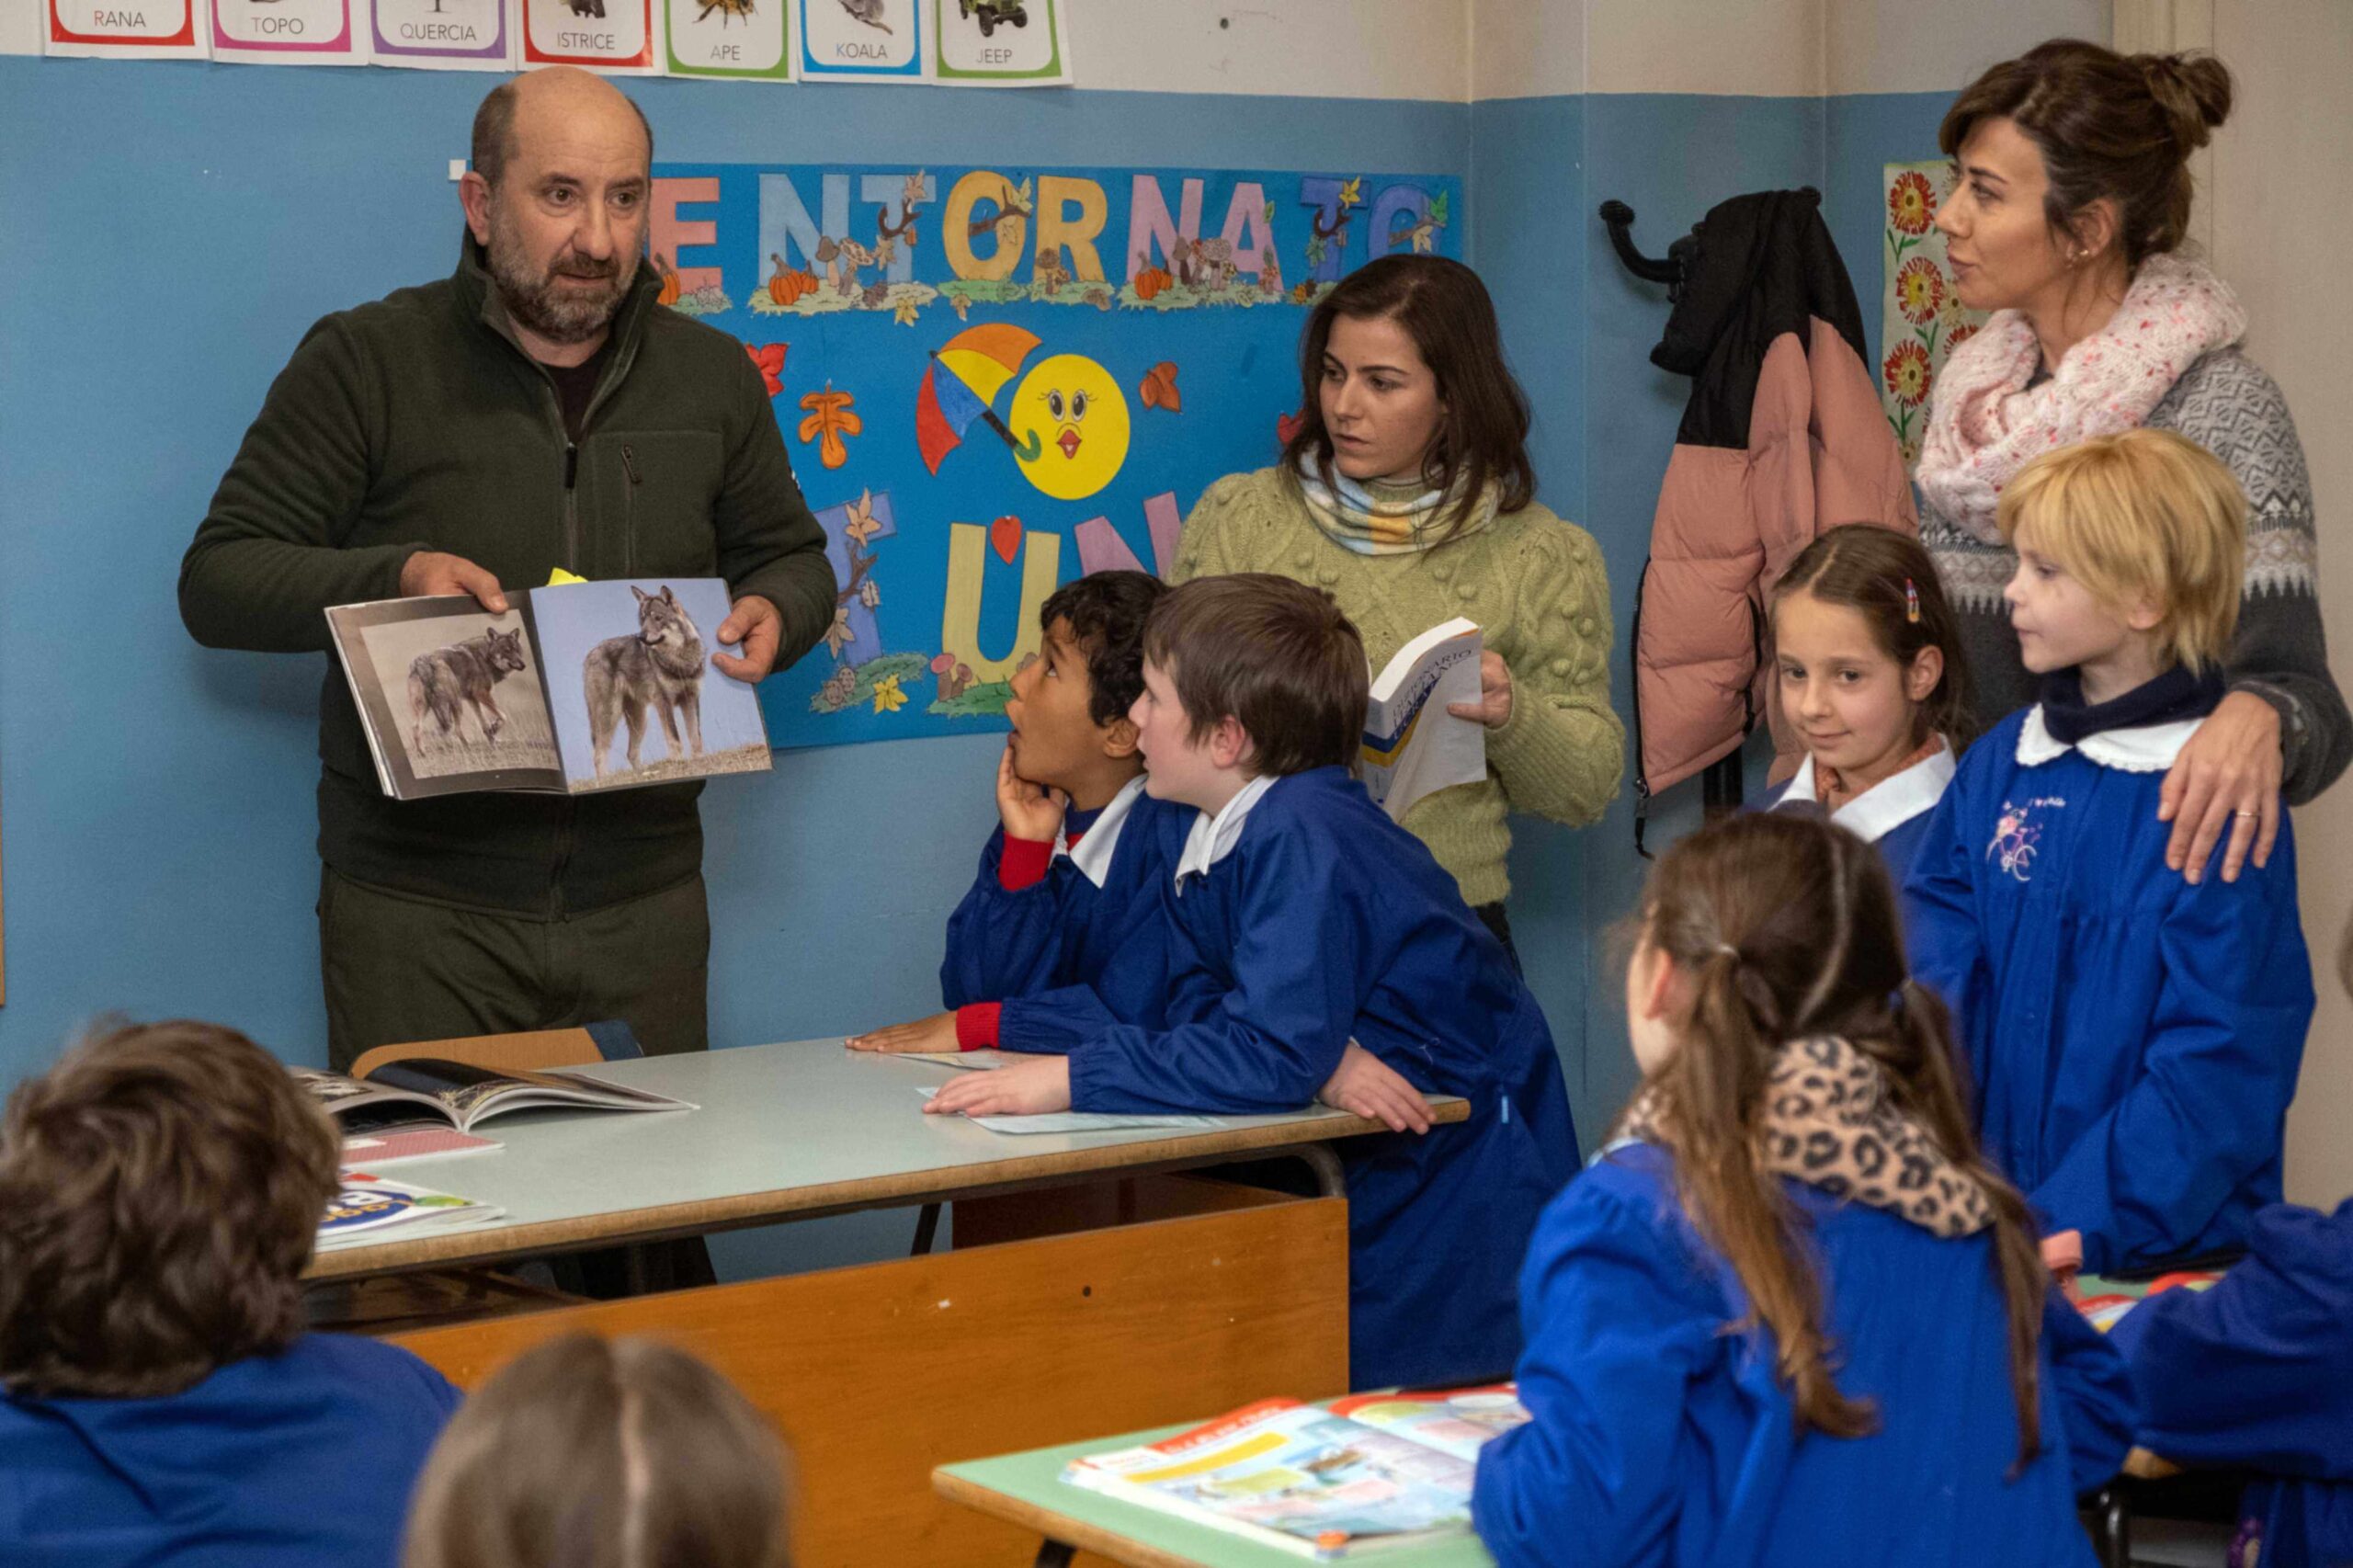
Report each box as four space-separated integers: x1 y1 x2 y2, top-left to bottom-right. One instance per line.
307 1036 1468 1281
936 1425 1500 1568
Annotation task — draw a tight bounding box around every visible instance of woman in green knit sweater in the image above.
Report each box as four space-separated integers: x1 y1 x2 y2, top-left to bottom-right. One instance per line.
1173 256 1623 953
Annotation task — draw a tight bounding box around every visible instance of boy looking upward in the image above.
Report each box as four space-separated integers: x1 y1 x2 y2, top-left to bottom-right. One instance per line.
851 572 1188 1055
930 574 1577 1390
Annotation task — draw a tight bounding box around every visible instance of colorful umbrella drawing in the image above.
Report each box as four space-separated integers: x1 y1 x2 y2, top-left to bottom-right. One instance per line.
916 323 1044 474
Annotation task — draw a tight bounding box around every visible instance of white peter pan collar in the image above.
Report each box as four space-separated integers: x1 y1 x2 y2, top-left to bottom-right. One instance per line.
1174 774 1277 892
1055 775 1146 891
2016 704 2202 772
1774 742 1956 845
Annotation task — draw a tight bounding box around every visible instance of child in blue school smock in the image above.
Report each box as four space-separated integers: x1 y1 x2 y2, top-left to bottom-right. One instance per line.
0 1020 460 1568
1904 429 2315 1278
926 573 1578 1390
1472 812 2134 1567
849 572 1190 1056
1761 524 1971 884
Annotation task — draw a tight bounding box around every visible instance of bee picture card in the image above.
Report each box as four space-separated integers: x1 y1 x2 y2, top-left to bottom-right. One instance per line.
326 578 770 801
666 0 791 77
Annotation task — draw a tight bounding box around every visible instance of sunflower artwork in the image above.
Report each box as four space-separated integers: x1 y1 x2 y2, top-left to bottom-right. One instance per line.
1880 160 1989 465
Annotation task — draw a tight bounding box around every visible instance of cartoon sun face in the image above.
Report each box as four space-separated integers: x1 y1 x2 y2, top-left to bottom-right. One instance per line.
1009 353 1131 501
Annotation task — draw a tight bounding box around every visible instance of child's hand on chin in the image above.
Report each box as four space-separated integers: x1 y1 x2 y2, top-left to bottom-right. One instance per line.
925 1056 1072 1118
996 742 1069 841
846 1014 959 1053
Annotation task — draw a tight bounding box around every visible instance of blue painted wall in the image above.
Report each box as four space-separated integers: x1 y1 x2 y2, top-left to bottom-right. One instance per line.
0 61 1961 1264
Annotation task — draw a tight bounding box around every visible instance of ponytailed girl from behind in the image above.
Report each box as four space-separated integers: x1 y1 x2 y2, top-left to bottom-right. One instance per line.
1472 813 2131 1568
1765 524 1972 882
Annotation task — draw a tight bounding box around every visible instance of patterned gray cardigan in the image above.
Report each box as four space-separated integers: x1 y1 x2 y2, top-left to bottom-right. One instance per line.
1923 347 2353 805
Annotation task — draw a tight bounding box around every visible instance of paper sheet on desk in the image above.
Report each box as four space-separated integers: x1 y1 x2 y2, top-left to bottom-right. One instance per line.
894 1050 1019 1071
916 1086 1228 1134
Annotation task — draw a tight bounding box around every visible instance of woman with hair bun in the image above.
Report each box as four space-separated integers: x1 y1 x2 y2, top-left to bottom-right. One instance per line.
1920 39 2350 884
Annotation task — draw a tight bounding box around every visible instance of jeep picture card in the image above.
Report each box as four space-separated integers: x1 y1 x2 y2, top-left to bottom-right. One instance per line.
524 577 773 793
327 597 567 801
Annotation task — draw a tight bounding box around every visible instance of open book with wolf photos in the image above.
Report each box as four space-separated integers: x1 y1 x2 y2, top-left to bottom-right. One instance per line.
1061 1385 1529 1560
293 1059 696 1136
325 576 771 801
1359 618 1485 823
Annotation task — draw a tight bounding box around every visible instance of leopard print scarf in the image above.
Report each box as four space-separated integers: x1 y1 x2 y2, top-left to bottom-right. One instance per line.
1620 1035 1994 1238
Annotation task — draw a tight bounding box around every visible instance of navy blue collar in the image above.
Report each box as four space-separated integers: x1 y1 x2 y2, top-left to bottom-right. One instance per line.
2039 664 2222 744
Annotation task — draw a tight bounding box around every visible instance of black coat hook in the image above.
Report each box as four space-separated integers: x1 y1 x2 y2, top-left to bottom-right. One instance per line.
1597 200 1683 288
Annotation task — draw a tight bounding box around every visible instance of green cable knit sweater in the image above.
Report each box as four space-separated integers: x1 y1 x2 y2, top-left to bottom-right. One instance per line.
1174 467 1624 906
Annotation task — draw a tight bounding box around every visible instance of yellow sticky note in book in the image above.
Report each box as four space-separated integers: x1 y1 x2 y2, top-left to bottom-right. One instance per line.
545 568 589 586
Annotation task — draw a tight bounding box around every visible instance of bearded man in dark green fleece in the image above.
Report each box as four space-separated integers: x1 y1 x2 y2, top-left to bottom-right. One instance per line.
181 67 835 1073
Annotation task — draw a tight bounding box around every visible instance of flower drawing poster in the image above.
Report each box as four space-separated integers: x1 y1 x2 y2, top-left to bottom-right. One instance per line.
1881 160 1989 465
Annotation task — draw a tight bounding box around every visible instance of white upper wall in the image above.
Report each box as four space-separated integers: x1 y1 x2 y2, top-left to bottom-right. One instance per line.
1472 0 2112 101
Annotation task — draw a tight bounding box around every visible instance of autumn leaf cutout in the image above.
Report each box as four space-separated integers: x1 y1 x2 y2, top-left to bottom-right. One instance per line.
745 342 788 398
1140 361 1181 414
798 382 862 471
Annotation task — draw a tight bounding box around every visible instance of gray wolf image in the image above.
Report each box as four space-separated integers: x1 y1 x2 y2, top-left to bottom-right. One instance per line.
584 585 707 777
407 626 529 754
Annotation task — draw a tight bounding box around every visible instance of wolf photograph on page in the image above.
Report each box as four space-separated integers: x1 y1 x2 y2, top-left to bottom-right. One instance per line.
530 578 772 790
359 611 559 781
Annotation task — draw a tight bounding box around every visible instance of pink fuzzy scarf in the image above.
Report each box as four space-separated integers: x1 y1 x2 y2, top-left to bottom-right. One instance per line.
1915 254 2246 542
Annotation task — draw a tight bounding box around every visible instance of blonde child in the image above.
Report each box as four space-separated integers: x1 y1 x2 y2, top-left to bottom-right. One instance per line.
1763 524 1972 882
1904 428 2313 1277
1473 813 2132 1565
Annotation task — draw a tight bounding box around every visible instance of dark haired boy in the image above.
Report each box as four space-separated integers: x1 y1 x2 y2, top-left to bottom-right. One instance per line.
851 571 1191 1055
0 1021 460 1568
929 574 1578 1390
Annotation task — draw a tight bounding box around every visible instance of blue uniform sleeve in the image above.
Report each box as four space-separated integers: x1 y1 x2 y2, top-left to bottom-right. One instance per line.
996 984 1120 1054
2040 1290 2134 1494
1472 1170 1719 1567
1066 835 1367 1115
2110 1199 2353 1477
938 831 1065 1010
2029 849 2313 1272
1901 786 1988 1051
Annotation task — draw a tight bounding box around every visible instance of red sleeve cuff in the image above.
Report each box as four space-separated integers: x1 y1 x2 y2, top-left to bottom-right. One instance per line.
996 835 1055 892
955 1004 1003 1050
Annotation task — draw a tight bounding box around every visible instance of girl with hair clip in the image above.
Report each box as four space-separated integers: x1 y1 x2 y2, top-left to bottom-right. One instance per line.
1472 813 2133 1568
1174 255 1623 960
1763 524 1973 883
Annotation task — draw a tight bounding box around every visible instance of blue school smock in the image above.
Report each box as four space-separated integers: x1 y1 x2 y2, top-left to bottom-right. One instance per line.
1472 1142 2134 1568
0 1333 460 1568
1065 766 1578 1391
1902 706 2313 1275
1760 742 1954 886
939 777 1191 1051
2109 1198 2353 1567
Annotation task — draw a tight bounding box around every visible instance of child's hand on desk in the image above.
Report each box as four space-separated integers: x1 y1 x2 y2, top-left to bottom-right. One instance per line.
997 743 1069 842
847 1014 960 1053
925 1056 1072 1118
1319 1043 1434 1134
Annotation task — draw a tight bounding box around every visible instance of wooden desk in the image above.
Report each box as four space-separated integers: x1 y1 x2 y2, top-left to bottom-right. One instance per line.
935 1425 1500 1568
309 1037 1467 1281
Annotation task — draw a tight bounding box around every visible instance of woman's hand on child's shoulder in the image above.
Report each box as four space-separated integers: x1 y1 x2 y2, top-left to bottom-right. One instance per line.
846 1013 960 1053
1319 1041 1434 1134
997 741 1070 841
2161 692 2282 884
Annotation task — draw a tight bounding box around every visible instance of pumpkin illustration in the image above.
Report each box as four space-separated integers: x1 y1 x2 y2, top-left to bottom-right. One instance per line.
767 253 820 306
1133 265 1174 301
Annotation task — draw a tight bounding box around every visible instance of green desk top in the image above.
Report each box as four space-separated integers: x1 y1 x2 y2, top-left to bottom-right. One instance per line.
935 1423 1499 1568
